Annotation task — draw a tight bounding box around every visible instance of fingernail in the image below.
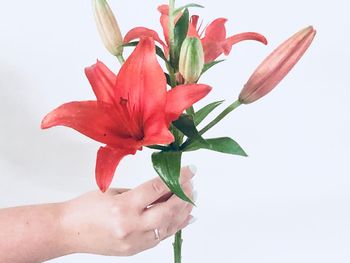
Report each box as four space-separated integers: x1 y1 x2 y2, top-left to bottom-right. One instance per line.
192 190 198 202
189 216 197 225
188 165 197 175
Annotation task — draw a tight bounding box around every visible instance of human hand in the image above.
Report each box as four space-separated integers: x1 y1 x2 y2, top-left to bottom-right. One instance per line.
60 166 196 256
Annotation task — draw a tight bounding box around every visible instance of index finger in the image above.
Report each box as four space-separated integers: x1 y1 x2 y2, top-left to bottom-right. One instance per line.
124 165 197 211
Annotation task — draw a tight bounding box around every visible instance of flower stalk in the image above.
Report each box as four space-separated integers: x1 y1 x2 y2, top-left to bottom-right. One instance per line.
116 54 125 65
168 1 184 262
199 100 242 135
173 231 183 263
168 0 177 88
169 0 176 63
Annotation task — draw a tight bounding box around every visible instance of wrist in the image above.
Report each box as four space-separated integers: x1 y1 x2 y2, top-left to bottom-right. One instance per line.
58 200 81 256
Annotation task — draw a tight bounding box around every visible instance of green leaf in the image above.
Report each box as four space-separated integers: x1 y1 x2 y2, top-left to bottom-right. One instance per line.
173 114 208 146
147 145 170 151
174 4 204 15
155 46 168 63
152 151 194 204
182 137 248 157
202 60 225 75
165 73 171 86
172 8 189 70
122 41 138 48
195 100 224 126
170 124 185 149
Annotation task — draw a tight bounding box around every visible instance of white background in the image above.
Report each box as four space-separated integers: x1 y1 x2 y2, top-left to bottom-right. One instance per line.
1 0 349 262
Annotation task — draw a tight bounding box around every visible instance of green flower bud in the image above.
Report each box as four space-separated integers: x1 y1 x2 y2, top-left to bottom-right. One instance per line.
93 0 123 56
179 37 204 84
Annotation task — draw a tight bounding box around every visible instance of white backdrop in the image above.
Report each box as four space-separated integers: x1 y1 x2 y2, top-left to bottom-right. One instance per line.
1 0 349 262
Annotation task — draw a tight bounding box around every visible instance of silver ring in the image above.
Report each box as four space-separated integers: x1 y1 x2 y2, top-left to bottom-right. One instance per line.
154 228 160 241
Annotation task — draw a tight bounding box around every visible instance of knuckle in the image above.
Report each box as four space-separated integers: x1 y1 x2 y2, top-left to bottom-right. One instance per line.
114 222 132 240
111 202 128 216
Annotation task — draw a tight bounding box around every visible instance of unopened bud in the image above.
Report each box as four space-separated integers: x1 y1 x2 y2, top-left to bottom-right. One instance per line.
92 0 123 56
239 26 316 104
179 37 204 84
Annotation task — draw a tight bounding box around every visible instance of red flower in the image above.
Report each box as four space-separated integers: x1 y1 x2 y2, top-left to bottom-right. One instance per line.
189 16 268 63
124 5 267 63
41 37 211 192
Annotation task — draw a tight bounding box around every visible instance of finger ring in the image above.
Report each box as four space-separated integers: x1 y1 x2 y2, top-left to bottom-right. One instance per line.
154 228 160 241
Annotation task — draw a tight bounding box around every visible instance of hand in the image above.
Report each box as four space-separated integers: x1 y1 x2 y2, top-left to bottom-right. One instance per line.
61 166 196 256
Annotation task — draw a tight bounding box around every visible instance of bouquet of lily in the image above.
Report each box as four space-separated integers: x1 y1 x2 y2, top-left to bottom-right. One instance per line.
41 0 316 262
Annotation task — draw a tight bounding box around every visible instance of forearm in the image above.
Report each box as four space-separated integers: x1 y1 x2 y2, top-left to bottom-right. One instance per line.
0 202 71 263
0 167 195 261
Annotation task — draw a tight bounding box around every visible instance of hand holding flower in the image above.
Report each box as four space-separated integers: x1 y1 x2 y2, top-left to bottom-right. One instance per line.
62 166 195 257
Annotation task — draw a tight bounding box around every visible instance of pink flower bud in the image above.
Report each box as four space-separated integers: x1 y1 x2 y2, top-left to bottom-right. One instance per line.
239 26 316 104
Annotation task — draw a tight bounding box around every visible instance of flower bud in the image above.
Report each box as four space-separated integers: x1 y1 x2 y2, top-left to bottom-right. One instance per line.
179 37 205 84
239 26 316 104
92 0 123 56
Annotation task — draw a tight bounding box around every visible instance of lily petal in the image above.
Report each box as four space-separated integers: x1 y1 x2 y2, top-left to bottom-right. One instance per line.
202 39 225 63
142 121 174 146
115 37 174 145
157 4 183 46
124 26 168 52
157 4 169 15
202 18 268 63
158 5 171 45
203 18 227 41
223 32 268 55
96 146 137 192
165 84 212 122
41 101 133 146
85 60 117 104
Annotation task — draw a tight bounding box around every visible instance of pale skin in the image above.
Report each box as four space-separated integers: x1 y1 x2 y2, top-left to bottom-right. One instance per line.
0 166 196 263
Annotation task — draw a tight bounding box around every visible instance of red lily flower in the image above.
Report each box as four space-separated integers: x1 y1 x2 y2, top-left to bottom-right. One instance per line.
189 16 268 63
124 4 268 64
41 37 211 192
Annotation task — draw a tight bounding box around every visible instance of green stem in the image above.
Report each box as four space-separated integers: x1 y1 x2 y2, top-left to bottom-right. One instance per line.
169 3 182 262
169 0 176 62
116 54 125 65
168 66 177 88
199 99 242 135
173 230 182 263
